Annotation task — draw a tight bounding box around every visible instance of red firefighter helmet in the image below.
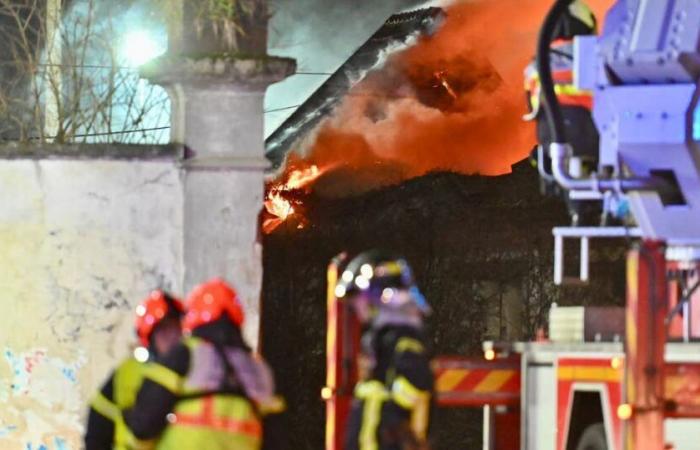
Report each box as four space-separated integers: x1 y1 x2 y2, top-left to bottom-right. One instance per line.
134 290 184 347
183 278 244 333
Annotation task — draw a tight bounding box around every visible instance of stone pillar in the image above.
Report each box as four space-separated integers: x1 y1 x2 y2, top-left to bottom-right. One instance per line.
142 1 295 345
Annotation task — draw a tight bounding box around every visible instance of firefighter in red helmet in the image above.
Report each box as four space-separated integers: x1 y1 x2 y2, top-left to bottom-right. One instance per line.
337 250 434 450
85 290 184 450
123 278 284 450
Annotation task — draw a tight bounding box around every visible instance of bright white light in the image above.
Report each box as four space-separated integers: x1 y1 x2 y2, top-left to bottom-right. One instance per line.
133 346 150 362
355 276 370 290
121 30 165 67
381 288 394 303
334 285 347 298
360 264 374 279
342 271 354 283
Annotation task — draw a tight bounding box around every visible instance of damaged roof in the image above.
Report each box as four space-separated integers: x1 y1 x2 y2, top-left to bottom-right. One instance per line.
264 7 445 170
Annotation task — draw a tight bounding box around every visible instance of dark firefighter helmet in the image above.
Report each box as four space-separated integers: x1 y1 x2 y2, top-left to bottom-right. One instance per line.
334 250 430 316
554 0 597 40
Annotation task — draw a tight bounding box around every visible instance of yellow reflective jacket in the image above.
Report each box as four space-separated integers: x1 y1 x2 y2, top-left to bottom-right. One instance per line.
142 336 284 450
349 333 433 450
89 357 154 450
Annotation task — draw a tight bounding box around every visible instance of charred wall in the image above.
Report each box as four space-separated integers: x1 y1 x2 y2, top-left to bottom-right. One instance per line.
261 162 626 449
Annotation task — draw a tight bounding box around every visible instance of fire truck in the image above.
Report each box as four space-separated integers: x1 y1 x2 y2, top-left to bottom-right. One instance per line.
323 1 700 449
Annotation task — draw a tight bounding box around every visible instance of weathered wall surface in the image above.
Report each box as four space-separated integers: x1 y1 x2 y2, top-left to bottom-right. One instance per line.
0 148 183 449
183 168 265 347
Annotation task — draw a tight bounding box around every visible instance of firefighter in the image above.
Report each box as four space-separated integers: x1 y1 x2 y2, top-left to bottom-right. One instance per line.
85 290 184 450
336 250 433 450
524 0 600 225
122 277 284 450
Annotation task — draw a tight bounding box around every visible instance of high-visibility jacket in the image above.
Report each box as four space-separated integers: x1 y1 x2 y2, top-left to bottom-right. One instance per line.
523 39 593 121
88 357 154 450
140 336 283 450
346 326 433 450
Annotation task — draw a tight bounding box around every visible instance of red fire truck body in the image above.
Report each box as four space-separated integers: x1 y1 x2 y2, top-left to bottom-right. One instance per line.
434 340 700 450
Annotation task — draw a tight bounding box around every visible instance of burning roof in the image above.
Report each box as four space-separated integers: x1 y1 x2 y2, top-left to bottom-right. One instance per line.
261 0 569 234
264 7 445 170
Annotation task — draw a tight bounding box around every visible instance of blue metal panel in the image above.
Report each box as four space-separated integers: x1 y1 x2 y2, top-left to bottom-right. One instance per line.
563 0 700 246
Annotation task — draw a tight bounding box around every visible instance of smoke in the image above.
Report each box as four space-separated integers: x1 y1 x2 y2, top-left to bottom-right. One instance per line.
273 0 612 197
269 0 432 67
266 0 435 135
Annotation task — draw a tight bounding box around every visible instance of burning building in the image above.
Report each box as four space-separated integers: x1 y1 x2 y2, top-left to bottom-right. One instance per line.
261 1 546 232
260 4 626 449
262 7 445 233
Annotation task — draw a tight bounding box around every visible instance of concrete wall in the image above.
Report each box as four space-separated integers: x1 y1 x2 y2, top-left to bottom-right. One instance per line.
0 145 183 449
182 168 265 344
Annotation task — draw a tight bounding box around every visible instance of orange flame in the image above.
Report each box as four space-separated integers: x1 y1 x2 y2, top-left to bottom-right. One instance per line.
262 190 295 234
273 0 612 197
264 190 295 220
286 165 322 190
434 70 457 100
264 0 614 228
263 164 328 234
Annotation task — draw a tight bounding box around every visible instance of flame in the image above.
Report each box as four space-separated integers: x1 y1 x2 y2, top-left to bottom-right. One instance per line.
264 190 295 220
273 0 612 197
286 164 322 189
262 190 295 234
264 0 614 220
262 164 328 234
434 70 457 100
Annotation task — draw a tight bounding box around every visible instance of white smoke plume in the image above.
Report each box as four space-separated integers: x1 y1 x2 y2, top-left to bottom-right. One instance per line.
265 0 450 135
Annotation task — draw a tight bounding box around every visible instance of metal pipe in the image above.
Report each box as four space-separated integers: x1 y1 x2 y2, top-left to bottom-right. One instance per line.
553 226 642 238
580 237 590 282
683 301 691 342
552 227 641 285
483 405 494 450
554 234 564 285
549 143 661 193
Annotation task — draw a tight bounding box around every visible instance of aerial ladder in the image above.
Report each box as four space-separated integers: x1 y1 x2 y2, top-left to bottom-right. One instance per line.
324 1 700 449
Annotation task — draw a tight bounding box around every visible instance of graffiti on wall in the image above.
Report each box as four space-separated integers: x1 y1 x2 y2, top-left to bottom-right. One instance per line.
0 348 86 450
0 159 182 449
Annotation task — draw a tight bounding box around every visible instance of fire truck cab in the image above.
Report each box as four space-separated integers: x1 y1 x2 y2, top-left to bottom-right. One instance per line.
434 304 700 450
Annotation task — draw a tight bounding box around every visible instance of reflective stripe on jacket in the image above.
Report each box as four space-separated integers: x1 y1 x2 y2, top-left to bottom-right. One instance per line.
523 39 593 120
142 336 278 450
89 357 154 450
349 334 433 450
354 380 391 450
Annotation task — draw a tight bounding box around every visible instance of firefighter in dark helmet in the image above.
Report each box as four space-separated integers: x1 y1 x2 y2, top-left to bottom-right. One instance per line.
335 250 433 450
524 0 601 226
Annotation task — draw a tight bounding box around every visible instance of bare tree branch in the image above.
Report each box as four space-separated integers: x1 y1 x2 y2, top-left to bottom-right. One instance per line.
0 0 170 144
